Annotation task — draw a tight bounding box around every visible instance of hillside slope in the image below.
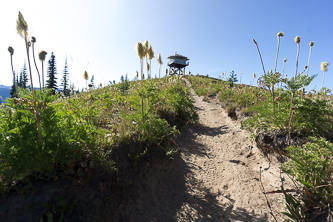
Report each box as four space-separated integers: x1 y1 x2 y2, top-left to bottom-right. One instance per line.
120 78 291 221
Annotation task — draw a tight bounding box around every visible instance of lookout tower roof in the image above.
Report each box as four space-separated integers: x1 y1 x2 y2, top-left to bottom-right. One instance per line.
167 53 189 61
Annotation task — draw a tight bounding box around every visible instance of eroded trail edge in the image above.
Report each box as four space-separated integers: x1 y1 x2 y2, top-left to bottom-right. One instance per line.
122 80 289 222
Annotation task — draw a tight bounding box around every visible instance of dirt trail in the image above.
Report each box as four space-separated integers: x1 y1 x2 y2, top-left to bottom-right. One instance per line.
121 80 290 221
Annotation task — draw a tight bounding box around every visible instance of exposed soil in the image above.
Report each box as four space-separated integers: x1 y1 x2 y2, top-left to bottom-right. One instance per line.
119 79 292 221
0 79 294 221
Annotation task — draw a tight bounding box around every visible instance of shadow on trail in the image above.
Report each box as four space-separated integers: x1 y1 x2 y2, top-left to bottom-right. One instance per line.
193 123 229 137
120 124 270 222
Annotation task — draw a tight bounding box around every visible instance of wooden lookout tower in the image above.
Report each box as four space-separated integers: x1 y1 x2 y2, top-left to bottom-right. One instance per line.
167 53 189 75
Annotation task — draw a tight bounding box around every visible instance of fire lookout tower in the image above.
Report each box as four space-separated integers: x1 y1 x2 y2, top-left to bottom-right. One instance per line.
167 53 189 75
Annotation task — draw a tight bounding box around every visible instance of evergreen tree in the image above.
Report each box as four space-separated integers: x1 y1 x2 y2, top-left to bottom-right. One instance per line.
10 74 18 98
21 61 29 89
61 56 70 95
18 69 23 88
227 71 238 87
90 75 94 87
46 52 58 89
119 74 129 95
16 72 19 88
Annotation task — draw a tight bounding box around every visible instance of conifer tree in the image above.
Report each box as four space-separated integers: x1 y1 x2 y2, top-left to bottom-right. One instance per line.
18 70 23 88
9 74 18 98
21 61 29 89
46 52 58 89
61 56 69 95
90 75 94 87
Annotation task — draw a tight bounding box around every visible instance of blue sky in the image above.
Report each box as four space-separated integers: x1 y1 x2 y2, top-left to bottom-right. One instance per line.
1 0 332 91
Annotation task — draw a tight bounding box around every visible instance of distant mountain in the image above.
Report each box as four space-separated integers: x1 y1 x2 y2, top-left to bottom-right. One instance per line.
0 85 11 103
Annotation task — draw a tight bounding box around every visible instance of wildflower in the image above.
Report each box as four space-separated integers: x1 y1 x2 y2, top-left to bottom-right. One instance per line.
277 32 284 37
309 41 314 47
16 11 28 38
294 36 301 44
135 42 145 59
321 62 329 72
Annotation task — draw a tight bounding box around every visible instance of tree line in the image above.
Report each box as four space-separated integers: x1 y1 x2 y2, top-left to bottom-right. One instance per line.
10 52 75 97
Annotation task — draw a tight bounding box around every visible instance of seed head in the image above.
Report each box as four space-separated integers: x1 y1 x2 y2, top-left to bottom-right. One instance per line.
252 73 256 79
309 41 314 47
269 70 273 74
38 51 47 61
277 32 284 37
136 71 139 78
146 62 150 72
16 11 28 39
8 46 14 55
135 42 145 59
31 36 36 43
148 45 154 60
320 62 329 72
157 53 162 67
252 39 257 45
88 84 93 88
165 68 168 76
283 58 287 62
83 71 89 80
294 36 301 44
143 40 149 55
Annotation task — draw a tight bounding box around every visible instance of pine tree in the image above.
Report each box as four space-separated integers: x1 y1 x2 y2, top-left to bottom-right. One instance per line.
21 61 29 89
227 71 238 87
9 73 18 98
46 52 58 89
18 70 23 88
61 56 69 95
16 72 19 88
90 75 94 87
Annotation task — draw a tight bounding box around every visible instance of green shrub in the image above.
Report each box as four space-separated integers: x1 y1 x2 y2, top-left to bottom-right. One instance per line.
0 89 110 183
281 137 333 221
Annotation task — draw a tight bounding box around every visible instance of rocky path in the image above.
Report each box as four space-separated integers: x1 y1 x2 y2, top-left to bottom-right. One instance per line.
121 81 290 221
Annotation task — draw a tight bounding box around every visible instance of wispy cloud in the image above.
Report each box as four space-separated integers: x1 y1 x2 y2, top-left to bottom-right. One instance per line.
206 68 224 74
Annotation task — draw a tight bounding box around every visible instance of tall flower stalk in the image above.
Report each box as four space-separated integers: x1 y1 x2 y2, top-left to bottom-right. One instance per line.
253 39 266 74
31 36 42 90
294 36 301 81
143 40 149 78
274 32 284 73
157 53 162 85
38 51 47 91
136 42 145 122
148 45 154 79
280 58 287 88
306 41 314 75
288 36 301 144
252 73 256 86
8 46 18 97
239 71 243 84
83 71 89 89
16 11 41 145
321 62 329 89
